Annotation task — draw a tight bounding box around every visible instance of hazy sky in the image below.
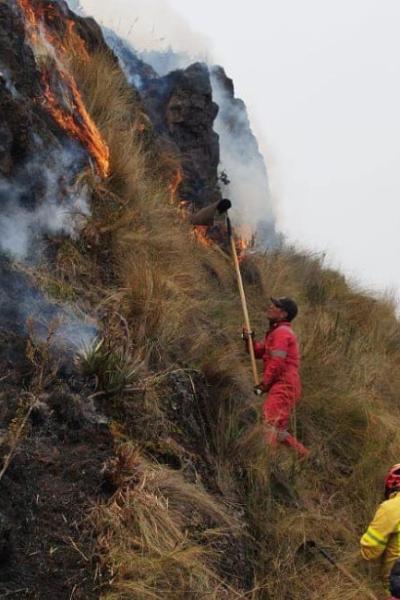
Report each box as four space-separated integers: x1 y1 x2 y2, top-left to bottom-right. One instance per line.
81 0 400 301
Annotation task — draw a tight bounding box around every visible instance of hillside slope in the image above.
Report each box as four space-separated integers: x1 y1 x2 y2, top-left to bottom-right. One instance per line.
0 2 399 599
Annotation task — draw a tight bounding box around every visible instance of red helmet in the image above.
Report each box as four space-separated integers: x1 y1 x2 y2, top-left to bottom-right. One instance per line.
385 464 400 497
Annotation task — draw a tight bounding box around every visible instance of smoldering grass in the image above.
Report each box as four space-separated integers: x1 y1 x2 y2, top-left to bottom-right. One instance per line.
0 143 90 262
25 304 98 355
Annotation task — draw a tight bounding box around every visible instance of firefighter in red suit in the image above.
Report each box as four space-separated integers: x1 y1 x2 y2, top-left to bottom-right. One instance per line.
244 297 309 458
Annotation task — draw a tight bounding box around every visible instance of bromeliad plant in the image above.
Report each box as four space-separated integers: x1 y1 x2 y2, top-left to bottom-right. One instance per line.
78 338 140 396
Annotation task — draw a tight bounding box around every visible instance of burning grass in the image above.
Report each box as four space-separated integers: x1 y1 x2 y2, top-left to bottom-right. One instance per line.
35 36 400 600
17 0 110 177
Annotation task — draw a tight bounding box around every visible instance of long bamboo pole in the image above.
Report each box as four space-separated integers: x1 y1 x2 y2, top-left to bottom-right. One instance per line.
227 216 259 385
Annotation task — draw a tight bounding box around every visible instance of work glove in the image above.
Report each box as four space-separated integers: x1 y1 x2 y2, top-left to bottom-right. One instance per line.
254 382 272 396
242 328 255 341
254 383 267 396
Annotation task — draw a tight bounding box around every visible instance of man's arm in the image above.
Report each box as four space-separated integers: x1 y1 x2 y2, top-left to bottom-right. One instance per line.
360 502 392 561
242 330 265 358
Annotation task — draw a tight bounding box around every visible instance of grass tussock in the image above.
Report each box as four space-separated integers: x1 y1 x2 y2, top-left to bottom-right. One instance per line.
39 45 400 599
92 445 240 600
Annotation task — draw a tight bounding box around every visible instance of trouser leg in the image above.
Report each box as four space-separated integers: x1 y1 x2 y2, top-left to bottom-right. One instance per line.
280 431 310 458
263 393 309 458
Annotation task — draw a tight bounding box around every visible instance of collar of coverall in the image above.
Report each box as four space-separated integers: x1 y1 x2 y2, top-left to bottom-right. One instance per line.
269 320 292 330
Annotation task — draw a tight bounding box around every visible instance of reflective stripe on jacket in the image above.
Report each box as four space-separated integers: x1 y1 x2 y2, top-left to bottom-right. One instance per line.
360 492 400 586
253 321 300 391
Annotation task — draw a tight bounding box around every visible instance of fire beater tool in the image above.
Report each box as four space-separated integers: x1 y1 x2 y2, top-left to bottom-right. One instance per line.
190 199 259 385
189 198 232 226
226 213 259 386
297 540 378 600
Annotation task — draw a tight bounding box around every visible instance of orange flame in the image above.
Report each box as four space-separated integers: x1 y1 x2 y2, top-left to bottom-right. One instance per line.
234 224 253 262
236 237 251 263
192 223 253 260
166 164 251 258
18 0 109 178
65 20 90 63
192 225 214 249
168 168 183 204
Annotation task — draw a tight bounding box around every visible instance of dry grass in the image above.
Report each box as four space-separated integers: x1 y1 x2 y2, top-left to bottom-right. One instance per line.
92 444 241 600
48 45 400 599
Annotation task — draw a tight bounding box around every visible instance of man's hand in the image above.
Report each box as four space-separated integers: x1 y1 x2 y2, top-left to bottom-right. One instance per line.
254 383 269 396
242 328 255 341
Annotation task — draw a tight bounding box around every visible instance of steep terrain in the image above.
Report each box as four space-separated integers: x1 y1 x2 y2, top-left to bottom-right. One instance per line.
0 2 400 599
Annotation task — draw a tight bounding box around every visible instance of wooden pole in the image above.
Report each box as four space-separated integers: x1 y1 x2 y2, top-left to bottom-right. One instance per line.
227 216 259 385
304 542 379 600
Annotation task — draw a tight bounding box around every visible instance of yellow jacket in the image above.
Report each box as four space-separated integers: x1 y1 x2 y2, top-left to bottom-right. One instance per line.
360 491 400 585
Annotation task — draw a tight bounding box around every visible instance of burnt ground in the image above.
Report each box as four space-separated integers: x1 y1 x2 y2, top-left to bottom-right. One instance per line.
0 337 114 600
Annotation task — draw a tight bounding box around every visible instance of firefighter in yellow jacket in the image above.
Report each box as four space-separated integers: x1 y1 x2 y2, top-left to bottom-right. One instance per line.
360 464 400 595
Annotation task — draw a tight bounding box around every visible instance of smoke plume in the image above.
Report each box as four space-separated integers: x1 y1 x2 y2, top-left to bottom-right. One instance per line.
0 64 19 98
211 67 279 245
0 143 90 261
0 257 97 354
78 0 210 60
0 139 96 352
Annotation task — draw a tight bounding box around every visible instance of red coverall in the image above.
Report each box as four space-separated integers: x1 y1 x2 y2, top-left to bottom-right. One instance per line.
253 321 309 457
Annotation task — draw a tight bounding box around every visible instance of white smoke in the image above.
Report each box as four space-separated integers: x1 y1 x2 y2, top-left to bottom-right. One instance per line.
79 0 210 59
0 145 90 261
62 0 84 15
0 64 19 98
0 143 95 352
139 48 197 76
211 70 278 245
20 298 98 353
0 266 98 353
1 2 98 354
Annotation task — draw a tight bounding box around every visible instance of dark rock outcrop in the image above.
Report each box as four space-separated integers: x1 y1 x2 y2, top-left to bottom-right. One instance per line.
0 2 46 177
141 62 222 209
103 32 223 210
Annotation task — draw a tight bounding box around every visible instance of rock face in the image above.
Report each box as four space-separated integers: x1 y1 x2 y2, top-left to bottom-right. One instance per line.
103 31 223 210
0 2 45 177
107 41 277 240
141 63 221 209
